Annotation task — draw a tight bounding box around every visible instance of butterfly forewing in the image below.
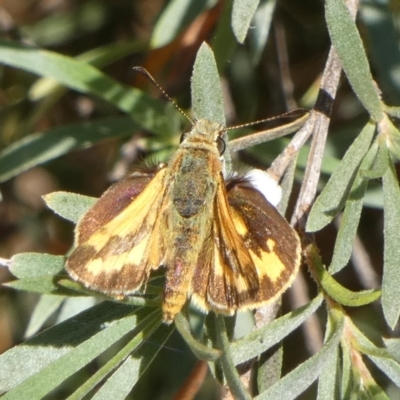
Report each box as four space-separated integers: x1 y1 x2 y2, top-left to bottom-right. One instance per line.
190 176 301 313
66 167 169 294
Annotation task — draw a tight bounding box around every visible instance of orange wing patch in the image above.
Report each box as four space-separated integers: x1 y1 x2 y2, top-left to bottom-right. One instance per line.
190 175 301 313
66 168 169 295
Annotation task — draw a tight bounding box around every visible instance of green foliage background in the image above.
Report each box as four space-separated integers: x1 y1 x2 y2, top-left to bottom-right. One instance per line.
0 0 400 399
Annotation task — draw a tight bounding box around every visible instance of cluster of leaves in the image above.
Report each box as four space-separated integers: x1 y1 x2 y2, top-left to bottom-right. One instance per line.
1 0 400 399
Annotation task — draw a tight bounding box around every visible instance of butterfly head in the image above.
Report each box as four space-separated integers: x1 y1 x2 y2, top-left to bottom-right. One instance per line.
179 119 226 155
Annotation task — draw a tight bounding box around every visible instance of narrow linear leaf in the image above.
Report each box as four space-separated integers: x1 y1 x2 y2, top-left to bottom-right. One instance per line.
381 114 400 160
368 355 400 388
0 302 135 394
57 279 160 308
30 39 148 100
341 338 356 399
5 276 62 295
0 117 138 183
43 192 97 223
174 313 221 361
191 43 225 126
231 293 323 365
232 0 261 43
382 157 400 329
151 0 215 48
325 0 383 121
384 105 400 120
92 323 174 400
360 5 400 105
307 122 376 232
383 338 400 363
211 0 237 71
66 310 161 400
359 142 389 180
56 297 97 325
24 295 66 338
255 310 344 400
312 247 380 307
10 253 65 279
0 39 168 133
317 315 340 400
348 317 392 359
216 315 252 400
2 308 151 399
329 142 379 273
20 2 107 47
257 345 283 393
249 0 276 64
365 383 391 400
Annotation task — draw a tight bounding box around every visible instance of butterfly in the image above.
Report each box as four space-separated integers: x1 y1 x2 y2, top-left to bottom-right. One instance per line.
66 118 301 323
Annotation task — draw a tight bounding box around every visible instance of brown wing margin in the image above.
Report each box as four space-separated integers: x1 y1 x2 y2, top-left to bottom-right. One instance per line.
190 175 301 314
66 167 169 295
226 177 301 307
190 174 260 314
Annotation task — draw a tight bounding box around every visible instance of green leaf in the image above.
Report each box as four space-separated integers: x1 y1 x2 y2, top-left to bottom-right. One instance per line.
383 338 400 363
384 105 400 120
0 302 136 395
307 122 376 232
2 308 156 399
325 0 383 122
359 142 389 180
211 0 237 71
24 295 66 338
66 310 162 400
365 383 391 400
92 357 137 400
382 157 400 328
21 1 108 47
56 297 97 324
249 0 276 64
329 142 379 273
43 192 97 223
174 313 221 361
10 253 65 279
311 246 381 307
91 323 173 400
317 315 340 400
0 117 139 183
0 39 168 133
257 345 283 393
231 293 324 365
215 315 252 400
5 277 63 295
151 0 216 48
368 355 400 388
381 114 400 160
232 0 261 43
255 309 344 400
341 338 356 399
191 43 225 125
360 5 400 104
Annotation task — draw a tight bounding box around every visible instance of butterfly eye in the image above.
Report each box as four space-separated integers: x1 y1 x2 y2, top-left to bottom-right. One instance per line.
216 137 226 155
180 131 189 143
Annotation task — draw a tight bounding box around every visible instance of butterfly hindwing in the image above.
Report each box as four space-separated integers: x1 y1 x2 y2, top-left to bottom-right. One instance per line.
66 167 169 295
190 175 301 313
226 178 301 305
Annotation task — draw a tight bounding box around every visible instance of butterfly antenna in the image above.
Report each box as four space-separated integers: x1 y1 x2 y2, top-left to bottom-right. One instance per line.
133 66 194 124
226 108 309 131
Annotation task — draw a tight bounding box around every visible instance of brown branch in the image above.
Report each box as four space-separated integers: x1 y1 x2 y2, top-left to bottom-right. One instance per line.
290 0 360 228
